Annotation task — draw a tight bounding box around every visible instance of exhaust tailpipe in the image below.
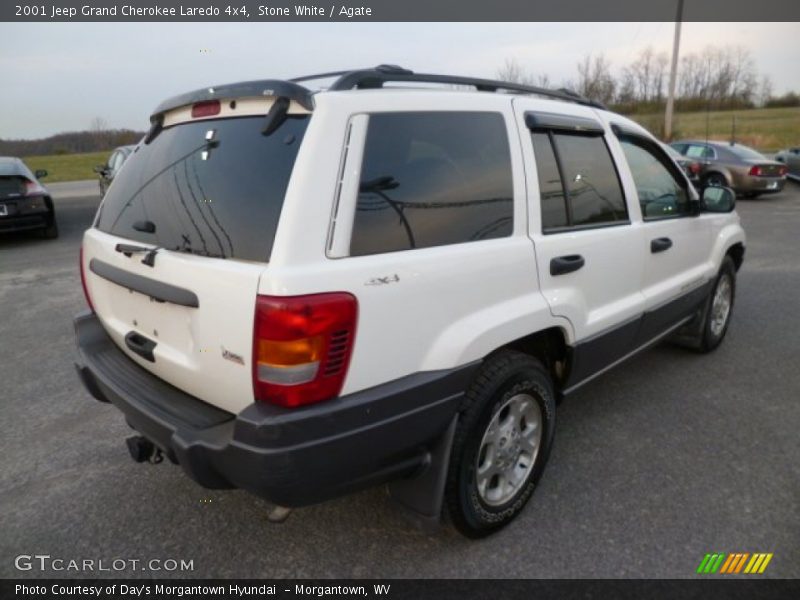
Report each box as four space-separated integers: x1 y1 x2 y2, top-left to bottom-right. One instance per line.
126 435 163 464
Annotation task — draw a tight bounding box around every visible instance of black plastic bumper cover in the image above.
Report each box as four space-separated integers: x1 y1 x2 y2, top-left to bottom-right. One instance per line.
74 311 477 507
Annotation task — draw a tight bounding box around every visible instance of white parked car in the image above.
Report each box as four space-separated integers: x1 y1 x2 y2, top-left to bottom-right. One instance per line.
75 65 745 537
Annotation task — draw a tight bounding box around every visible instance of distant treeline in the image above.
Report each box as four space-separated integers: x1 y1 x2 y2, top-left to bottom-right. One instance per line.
0 129 145 157
499 45 800 114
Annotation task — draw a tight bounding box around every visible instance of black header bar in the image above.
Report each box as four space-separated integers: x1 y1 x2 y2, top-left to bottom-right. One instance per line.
3 0 800 22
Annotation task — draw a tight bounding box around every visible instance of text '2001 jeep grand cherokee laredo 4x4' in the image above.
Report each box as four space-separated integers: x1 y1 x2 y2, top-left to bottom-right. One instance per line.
74 66 745 537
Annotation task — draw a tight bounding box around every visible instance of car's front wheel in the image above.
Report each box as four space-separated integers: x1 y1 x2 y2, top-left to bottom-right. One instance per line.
698 256 736 352
445 350 556 538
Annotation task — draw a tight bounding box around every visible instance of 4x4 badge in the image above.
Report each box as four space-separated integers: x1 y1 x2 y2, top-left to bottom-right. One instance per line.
221 347 245 365
365 274 400 286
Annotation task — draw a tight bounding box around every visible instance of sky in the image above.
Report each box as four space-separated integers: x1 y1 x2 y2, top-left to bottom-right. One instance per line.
1 21 798 139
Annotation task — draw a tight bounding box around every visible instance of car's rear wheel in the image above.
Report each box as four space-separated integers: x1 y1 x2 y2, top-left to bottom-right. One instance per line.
40 218 59 239
445 350 555 538
704 172 727 188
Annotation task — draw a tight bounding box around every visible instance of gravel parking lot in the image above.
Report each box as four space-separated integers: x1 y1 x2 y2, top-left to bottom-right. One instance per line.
1 180 798 578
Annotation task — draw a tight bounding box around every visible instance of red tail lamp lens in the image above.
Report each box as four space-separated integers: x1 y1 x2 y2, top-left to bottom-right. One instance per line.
253 293 357 408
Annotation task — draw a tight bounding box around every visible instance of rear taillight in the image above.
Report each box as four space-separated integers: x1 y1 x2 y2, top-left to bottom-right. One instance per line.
24 178 45 196
778 165 788 177
253 293 357 408
748 165 763 177
191 100 221 118
79 245 94 313
689 162 701 175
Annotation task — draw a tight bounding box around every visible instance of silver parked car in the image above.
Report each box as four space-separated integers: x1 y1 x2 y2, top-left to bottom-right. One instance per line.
671 140 787 198
774 146 800 181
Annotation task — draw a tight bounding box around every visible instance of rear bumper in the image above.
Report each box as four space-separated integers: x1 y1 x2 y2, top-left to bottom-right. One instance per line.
0 213 49 232
0 195 52 232
74 311 476 507
731 175 786 194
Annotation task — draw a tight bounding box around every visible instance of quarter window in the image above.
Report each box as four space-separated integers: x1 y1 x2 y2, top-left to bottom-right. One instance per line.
619 137 690 219
350 112 514 256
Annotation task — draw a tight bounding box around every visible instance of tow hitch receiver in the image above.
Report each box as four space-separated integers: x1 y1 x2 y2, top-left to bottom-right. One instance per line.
126 435 164 464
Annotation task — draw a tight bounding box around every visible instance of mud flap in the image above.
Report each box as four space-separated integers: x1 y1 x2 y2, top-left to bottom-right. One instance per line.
387 415 457 532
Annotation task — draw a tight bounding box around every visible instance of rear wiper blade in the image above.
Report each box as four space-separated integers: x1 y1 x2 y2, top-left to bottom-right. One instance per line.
115 243 151 257
115 243 161 267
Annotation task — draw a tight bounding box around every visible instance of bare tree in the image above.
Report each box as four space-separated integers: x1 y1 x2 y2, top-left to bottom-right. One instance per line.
497 58 531 85
758 75 774 107
496 58 552 89
576 53 616 104
90 117 111 149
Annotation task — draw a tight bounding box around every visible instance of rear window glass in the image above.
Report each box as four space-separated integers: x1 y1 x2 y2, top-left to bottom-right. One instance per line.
350 112 514 256
96 115 309 262
726 144 766 160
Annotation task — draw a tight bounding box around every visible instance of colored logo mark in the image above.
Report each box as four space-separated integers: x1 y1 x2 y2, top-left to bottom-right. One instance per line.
697 553 773 574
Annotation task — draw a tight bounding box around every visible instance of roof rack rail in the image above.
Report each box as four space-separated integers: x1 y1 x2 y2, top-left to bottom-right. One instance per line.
325 65 606 109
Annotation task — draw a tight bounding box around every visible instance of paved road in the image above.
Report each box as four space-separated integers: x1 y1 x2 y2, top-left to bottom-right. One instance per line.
1 184 798 579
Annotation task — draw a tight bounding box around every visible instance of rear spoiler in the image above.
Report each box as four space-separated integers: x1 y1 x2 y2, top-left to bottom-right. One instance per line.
145 79 315 143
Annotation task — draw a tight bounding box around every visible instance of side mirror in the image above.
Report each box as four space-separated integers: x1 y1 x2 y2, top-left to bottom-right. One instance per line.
701 186 736 213
34 169 48 179
93 165 106 174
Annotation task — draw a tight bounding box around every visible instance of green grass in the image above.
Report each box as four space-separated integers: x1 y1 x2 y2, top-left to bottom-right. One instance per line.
627 106 800 152
21 151 108 183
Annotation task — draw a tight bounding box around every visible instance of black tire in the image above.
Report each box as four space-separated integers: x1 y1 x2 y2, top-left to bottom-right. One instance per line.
445 350 556 538
40 217 59 240
704 172 727 188
697 256 736 353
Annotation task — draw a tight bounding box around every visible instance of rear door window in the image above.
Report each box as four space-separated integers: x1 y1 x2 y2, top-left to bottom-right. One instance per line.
532 131 628 232
95 115 310 262
350 112 514 256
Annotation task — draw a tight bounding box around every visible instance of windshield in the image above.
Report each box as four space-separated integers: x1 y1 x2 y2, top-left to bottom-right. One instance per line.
726 144 766 161
95 115 310 262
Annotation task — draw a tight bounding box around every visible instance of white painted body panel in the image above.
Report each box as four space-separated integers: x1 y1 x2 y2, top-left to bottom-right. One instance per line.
82 229 265 414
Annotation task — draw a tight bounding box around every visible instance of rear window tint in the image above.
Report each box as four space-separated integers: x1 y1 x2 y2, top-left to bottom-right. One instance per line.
532 132 568 230
96 115 309 262
726 144 766 160
350 112 513 256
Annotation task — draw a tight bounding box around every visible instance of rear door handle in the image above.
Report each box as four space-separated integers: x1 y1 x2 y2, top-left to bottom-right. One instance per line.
651 237 673 253
124 331 157 362
550 254 585 276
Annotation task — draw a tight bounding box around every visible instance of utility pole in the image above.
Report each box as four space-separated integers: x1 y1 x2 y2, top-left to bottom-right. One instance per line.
664 0 684 141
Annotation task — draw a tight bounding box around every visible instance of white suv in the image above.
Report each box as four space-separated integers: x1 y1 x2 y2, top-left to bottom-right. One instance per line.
74 65 745 537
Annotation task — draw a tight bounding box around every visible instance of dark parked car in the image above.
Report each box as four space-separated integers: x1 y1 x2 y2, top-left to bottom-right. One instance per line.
774 146 800 181
671 140 787 197
662 142 701 187
0 157 58 238
95 145 136 197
